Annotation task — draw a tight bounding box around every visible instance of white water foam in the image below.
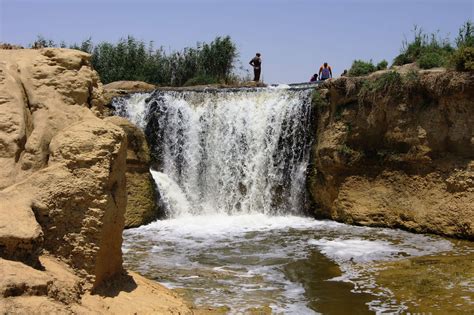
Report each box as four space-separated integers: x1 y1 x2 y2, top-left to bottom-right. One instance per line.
310 238 411 264
150 170 191 217
123 214 453 314
146 88 313 217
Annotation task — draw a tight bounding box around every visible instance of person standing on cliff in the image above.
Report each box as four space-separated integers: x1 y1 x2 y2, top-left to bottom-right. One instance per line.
249 53 262 82
318 62 333 80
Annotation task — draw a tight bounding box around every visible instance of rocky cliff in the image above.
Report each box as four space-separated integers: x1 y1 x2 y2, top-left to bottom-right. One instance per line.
0 48 190 313
309 68 474 239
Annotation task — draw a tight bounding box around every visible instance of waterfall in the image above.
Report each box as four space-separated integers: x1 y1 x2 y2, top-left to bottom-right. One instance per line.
115 87 314 218
117 88 461 315
113 92 150 128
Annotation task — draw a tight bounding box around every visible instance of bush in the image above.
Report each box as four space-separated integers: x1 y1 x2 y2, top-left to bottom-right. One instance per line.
311 90 328 108
403 69 420 85
376 60 388 70
348 60 376 77
450 46 474 71
33 35 238 86
183 74 219 86
418 52 444 69
379 71 403 90
456 20 474 48
393 26 453 66
450 21 474 71
359 71 402 98
31 35 55 48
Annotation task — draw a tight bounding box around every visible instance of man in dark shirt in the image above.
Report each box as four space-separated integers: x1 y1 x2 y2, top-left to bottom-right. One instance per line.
249 53 262 82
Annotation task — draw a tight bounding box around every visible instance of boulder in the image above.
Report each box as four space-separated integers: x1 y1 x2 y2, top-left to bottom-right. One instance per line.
103 80 156 92
105 116 159 228
0 194 43 264
0 256 82 313
0 258 52 298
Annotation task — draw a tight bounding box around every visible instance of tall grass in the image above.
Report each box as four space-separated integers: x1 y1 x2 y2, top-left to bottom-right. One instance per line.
451 21 474 71
393 26 454 68
393 22 474 70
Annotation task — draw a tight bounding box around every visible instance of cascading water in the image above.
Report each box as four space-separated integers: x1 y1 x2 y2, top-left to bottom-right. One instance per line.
113 92 151 128
115 87 471 314
143 87 313 217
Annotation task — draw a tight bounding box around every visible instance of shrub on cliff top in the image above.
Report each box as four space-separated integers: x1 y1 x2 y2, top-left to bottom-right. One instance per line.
393 26 454 68
358 71 402 99
348 59 389 77
450 21 474 71
32 35 56 48
403 69 420 85
450 46 474 71
418 52 444 69
455 20 474 48
348 60 376 77
376 60 388 70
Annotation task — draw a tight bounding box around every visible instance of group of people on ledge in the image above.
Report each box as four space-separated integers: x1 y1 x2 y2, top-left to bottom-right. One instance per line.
249 52 344 83
309 62 333 82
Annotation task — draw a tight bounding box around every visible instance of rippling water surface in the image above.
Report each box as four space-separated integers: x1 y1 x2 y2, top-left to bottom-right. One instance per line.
123 214 466 314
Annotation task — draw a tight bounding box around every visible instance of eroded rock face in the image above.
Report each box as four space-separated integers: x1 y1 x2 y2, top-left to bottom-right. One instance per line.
0 49 124 286
0 48 191 314
0 48 106 189
309 70 474 239
105 116 159 228
0 50 125 291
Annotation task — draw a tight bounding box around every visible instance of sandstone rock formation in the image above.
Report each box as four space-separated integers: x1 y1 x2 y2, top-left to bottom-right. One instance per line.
0 48 123 284
1 256 191 314
105 116 159 228
0 48 191 313
309 69 474 239
103 80 156 92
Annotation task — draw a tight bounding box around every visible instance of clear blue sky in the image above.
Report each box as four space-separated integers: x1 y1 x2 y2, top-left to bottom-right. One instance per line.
1 0 472 83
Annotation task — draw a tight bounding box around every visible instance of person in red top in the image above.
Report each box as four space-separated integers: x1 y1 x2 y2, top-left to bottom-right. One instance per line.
318 62 332 80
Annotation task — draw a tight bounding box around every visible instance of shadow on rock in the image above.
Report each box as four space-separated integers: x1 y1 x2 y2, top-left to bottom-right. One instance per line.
91 271 138 297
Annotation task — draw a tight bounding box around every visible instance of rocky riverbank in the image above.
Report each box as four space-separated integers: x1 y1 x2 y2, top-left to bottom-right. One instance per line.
0 48 190 313
309 67 474 239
